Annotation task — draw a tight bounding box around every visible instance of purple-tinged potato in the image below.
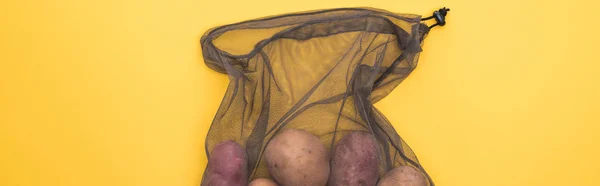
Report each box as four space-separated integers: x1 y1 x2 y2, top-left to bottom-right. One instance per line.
264 129 330 186
249 178 279 186
377 166 427 186
328 131 380 186
203 140 248 186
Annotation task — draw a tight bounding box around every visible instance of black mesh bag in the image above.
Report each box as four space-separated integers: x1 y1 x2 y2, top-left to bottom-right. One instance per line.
200 7 449 186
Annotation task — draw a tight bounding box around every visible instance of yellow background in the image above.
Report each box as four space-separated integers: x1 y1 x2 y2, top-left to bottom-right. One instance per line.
1 0 598 185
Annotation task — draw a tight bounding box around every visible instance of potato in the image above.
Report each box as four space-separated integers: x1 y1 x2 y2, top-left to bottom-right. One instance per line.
328 131 379 186
377 166 427 186
203 140 248 186
249 178 279 186
264 129 329 186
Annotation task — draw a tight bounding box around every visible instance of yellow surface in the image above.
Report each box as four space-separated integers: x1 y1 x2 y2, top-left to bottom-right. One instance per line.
1 0 598 185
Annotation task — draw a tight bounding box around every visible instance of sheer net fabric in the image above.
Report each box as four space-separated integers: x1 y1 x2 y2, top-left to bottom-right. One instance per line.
201 8 434 186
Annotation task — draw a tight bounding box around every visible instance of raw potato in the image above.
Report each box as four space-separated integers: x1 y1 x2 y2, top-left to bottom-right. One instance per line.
249 178 279 186
329 131 379 186
264 129 330 186
377 166 427 186
204 140 248 186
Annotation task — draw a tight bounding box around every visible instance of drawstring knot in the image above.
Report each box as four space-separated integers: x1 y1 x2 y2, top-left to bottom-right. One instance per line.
422 7 450 29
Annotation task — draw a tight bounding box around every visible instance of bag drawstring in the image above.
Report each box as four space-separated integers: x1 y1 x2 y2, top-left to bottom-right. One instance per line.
422 7 450 29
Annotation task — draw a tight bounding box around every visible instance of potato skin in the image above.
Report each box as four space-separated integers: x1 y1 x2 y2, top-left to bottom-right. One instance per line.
203 140 248 186
377 166 427 186
249 178 279 186
328 131 380 186
264 129 330 186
